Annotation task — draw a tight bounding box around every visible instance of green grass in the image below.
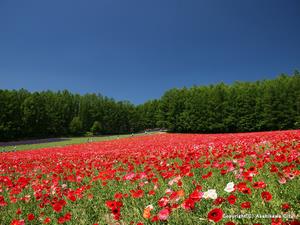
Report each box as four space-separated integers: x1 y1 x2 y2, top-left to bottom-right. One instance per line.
0 132 158 151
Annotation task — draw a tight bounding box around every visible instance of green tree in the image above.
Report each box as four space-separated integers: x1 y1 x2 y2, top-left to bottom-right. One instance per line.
69 117 83 135
91 121 102 135
0 72 299 141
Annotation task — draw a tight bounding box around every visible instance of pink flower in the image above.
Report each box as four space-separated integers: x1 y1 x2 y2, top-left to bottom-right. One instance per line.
158 197 169 207
158 208 170 221
278 177 287 184
123 172 135 181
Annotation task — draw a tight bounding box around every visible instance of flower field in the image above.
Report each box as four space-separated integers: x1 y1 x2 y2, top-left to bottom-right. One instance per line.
0 131 300 225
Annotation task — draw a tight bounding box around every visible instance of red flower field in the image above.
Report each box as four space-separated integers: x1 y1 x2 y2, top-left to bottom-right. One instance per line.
0 130 300 224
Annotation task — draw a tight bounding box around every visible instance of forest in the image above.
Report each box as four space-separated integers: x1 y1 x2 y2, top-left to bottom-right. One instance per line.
1 71 300 141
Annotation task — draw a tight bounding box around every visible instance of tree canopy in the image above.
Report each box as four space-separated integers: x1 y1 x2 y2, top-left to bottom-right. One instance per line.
0 71 299 141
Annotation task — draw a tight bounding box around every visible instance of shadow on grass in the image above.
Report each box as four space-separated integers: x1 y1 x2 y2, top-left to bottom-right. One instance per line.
0 138 71 147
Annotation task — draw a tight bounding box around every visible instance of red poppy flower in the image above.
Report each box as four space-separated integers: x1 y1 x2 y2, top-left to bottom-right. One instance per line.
105 200 123 220
64 212 71 221
220 169 227 175
208 208 223 222
214 197 225 205
177 180 183 186
0 195 7 207
52 202 63 212
282 203 290 211
130 189 144 198
114 192 123 199
272 218 282 225
261 191 272 202
225 222 236 225
202 171 213 179
236 182 247 191
151 216 159 222
58 216 66 224
16 208 21 215
10 220 25 225
181 198 195 211
27 214 35 221
241 201 251 209
248 166 256 172
253 181 266 189
158 197 169 207
106 200 123 210
52 199 66 213
284 220 300 225
227 194 237 205
112 207 120 215
148 190 155 196
67 194 76 202
43 218 51 224
270 164 279 173
189 190 202 202
241 187 251 195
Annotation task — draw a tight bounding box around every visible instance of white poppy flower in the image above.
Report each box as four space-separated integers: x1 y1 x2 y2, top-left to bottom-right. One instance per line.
224 182 235 193
203 189 218 200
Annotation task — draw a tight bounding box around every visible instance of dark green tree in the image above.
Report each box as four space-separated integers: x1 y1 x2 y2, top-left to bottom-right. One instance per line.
69 117 83 135
0 72 299 141
91 121 102 135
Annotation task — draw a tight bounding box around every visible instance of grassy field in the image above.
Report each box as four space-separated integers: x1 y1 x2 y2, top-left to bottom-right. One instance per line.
0 132 157 151
0 130 300 225
0 130 299 225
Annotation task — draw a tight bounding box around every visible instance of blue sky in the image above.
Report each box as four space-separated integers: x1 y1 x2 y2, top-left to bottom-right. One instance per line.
0 0 300 104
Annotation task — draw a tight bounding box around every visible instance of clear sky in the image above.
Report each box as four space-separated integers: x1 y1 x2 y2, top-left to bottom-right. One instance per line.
0 0 300 104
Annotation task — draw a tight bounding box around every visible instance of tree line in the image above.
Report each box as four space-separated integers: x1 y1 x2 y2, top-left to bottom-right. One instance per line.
1 71 300 141
0 91 143 141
